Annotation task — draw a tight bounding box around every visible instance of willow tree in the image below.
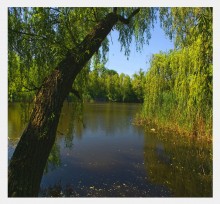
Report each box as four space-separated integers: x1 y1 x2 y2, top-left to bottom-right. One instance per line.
8 7 212 197
8 7 158 197
141 7 212 136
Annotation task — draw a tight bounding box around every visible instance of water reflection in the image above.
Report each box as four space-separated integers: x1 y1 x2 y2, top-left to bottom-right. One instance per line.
83 103 137 136
44 143 61 173
8 102 32 144
57 102 84 144
8 102 212 197
142 127 212 197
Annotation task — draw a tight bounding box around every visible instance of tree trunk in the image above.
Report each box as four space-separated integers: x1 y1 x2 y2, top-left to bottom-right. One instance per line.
8 12 119 197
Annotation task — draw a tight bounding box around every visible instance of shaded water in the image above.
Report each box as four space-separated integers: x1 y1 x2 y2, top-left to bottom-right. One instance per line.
8 102 212 197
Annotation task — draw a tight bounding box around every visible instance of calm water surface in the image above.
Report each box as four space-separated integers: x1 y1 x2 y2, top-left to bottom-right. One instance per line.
8 102 212 197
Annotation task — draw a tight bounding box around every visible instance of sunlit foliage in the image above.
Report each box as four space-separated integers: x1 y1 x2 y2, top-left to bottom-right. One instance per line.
141 7 212 138
8 7 212 137
8 7 157 102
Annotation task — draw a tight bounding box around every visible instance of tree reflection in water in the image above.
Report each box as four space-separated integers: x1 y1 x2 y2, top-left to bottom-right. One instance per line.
8 102 212 197
8 101 84 179
142 126 212 197
45 101 84 173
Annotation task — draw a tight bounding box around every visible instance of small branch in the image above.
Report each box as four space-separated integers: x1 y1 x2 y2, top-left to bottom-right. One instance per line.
70 88 81 99
16 84 40 93
9 28 65 48
113 7 117 14
24 84 40 91
9 28 47 40
118 15 129 24
128 8 140 21
118 8 140 25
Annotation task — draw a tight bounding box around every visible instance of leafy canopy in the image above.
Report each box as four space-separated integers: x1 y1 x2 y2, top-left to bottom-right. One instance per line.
8 7 212 100
8 8 157 70
142 7 212 137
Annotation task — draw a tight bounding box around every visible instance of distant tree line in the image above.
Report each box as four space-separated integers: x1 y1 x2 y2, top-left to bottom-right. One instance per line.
8 55 146 103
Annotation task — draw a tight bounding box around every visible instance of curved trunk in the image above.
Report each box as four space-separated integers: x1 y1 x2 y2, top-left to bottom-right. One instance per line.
8 12 119 197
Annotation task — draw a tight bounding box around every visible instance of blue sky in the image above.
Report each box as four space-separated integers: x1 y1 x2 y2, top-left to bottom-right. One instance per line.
105 21 174 76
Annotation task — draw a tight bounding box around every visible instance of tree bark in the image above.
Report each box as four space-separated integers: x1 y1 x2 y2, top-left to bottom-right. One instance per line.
8 9 139 197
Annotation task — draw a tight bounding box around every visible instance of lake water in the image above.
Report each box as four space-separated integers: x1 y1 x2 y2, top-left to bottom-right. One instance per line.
8 102 212 197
